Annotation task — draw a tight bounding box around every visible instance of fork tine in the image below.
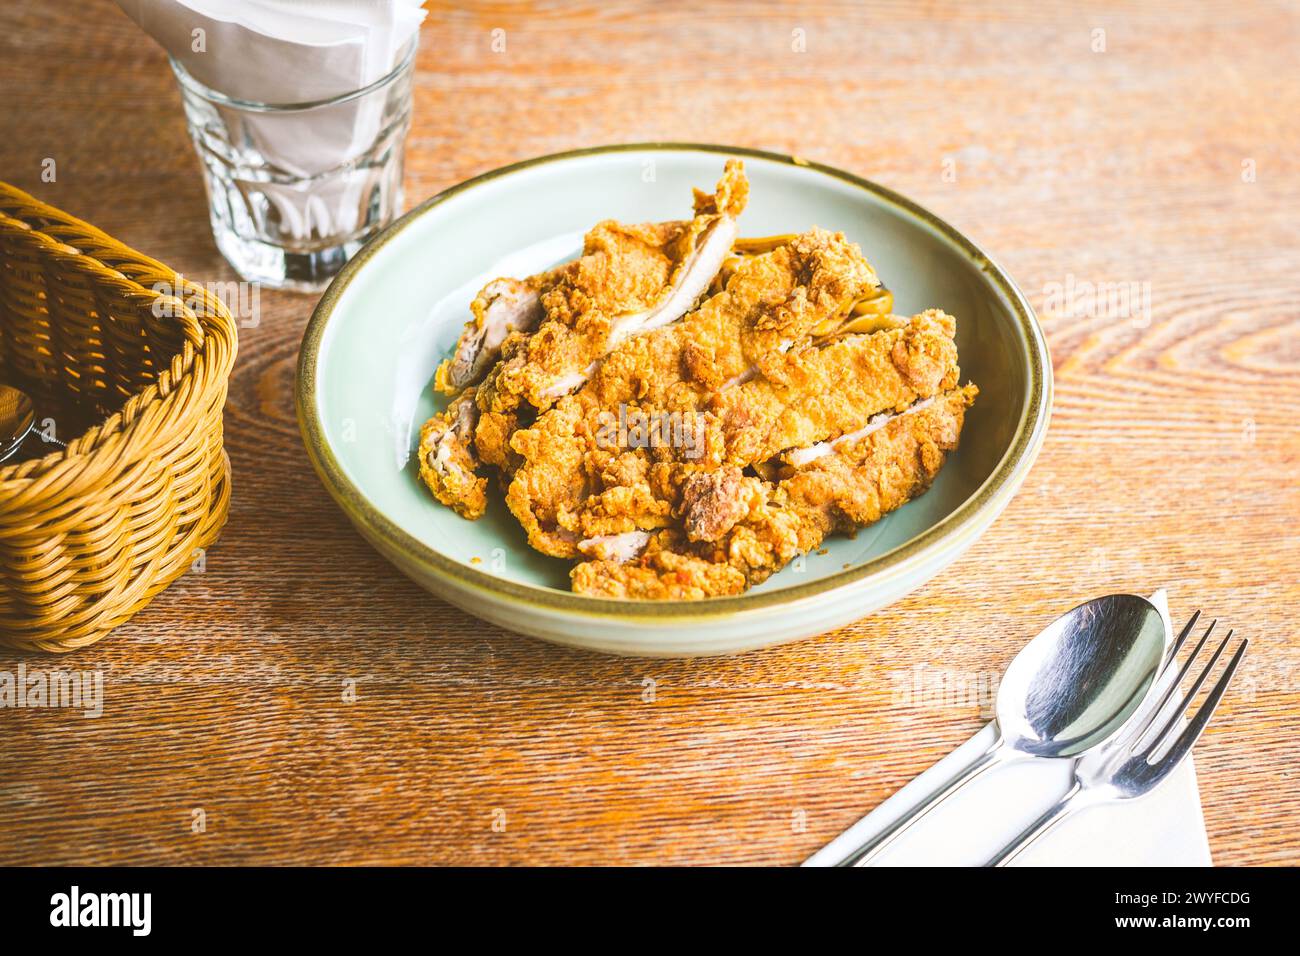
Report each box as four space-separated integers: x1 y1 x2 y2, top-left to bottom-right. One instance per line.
1119 615 1215 752
1146 638 1248 770
1169 609 1200 660
1141 628 1234 758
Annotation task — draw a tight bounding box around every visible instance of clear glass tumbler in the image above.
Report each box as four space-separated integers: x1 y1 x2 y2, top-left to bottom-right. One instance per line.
170 40 416 292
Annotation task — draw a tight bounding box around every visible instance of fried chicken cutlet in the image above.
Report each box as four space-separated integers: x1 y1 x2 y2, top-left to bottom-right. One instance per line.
480 160 748 413
415 159 979 601
504 230 963 561
569 384 978 598
561 310 961 555
473 161 749 473
504 227 898 556
418 161 749 517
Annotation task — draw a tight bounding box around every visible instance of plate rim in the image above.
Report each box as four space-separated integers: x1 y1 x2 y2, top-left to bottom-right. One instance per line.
296 142 1053 621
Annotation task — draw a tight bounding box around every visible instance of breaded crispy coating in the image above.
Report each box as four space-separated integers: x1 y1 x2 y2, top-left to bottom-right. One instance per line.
505 228 887 557
507 304 960 558
418 162 751 514
570 385 978 597
476 160 749 419
414 161 978 600
418 388 487 519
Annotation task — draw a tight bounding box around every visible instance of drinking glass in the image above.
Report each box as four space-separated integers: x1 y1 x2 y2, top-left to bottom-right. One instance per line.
170 39 416 292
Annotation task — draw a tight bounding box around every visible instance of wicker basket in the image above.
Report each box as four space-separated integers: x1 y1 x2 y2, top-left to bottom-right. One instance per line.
0 182 237 652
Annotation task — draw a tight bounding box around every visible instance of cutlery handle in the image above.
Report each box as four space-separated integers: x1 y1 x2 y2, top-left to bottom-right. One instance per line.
840 737 1012 867
985 780 1100 866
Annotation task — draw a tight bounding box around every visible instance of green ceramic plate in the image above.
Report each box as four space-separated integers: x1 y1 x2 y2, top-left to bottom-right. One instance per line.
297 144 1051 656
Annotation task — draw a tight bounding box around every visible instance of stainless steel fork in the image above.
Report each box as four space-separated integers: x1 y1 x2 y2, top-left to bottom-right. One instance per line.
985 611 1247 867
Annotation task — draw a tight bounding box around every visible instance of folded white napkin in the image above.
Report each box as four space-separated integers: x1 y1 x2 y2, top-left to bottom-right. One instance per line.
805 592 1212 866
118 0 425 104
118 1 424 184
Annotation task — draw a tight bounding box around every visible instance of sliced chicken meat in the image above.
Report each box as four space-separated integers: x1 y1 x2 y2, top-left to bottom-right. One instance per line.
417 388 487 519
416 162 751 516
476 160 750 420
569 384 978 598
437 277 548 395
412 159 978 603
505 228 893 558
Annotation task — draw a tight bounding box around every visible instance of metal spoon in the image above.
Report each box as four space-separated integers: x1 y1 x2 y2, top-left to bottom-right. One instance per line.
837 593 1167 866
0 383 36 464
986 609 1246 866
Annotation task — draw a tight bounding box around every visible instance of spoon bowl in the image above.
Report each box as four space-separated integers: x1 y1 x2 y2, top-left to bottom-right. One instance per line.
998 593 1167 758
840 592 1167 865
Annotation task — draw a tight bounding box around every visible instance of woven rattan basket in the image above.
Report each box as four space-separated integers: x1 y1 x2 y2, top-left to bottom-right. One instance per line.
0 182 237 652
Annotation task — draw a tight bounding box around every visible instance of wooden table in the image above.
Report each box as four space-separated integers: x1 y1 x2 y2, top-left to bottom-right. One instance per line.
1 0 1296 866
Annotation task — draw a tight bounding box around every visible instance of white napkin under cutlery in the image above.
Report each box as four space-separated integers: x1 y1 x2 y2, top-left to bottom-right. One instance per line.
805 591 1211 866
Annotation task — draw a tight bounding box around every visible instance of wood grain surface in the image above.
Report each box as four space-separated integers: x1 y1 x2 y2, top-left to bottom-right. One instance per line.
0 0 1296 866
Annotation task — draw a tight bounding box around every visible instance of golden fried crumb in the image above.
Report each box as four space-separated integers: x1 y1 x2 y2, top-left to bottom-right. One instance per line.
414 162 978 601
